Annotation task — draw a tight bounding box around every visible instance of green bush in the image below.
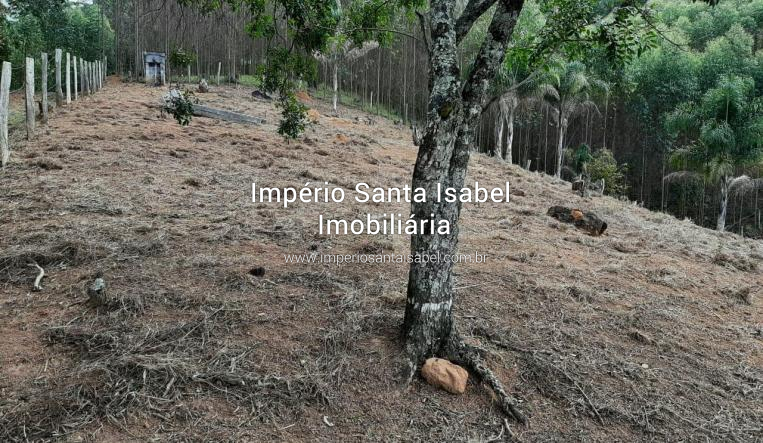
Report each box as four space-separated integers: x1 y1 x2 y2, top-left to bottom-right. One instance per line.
277 93 308 139
162 89 197 126
588 148 628 196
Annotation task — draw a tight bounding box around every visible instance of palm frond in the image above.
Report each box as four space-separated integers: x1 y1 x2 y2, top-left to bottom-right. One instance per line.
663 170 702 184
729 175 763 195
706 154 734 183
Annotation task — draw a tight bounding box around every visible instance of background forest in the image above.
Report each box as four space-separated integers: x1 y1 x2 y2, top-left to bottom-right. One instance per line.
2 0 762 237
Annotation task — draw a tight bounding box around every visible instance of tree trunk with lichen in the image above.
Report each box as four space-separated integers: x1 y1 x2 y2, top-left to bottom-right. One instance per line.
404 0 527 424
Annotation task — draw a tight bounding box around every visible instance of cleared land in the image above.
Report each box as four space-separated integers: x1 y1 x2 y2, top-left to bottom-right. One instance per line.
1 80 761 442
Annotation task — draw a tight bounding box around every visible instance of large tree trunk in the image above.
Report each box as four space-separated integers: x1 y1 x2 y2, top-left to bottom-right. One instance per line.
403 0 463 364
404 1 527 424
717 176 730 232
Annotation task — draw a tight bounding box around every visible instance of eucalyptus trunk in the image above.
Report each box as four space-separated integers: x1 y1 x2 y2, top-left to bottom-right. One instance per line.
494 110 504 159
555 117 567 178
717 176 730 232
505 99 516 164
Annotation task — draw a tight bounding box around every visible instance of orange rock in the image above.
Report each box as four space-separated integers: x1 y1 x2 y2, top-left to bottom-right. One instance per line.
421 358 468 394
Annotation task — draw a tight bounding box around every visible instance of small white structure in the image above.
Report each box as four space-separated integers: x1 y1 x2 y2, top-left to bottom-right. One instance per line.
143 52 166 85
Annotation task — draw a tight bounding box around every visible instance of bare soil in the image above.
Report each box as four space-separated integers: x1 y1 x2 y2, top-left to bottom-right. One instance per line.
1 79 761 442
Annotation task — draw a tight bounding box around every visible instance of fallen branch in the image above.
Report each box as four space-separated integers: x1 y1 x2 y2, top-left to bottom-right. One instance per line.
192 105 266 125
31 262 45 291
547 206 607 236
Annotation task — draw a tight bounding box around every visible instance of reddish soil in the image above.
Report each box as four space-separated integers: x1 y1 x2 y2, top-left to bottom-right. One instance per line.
0 79 761 442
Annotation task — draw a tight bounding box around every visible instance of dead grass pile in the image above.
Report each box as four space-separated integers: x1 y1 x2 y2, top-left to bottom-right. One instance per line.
0 238 109 284
467 320 762 442
0 304 327 441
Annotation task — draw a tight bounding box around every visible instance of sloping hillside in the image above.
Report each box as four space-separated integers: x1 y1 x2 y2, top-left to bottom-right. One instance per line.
1 80 761 442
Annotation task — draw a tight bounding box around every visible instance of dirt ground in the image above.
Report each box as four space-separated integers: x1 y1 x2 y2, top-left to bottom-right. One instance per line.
1 79 761 442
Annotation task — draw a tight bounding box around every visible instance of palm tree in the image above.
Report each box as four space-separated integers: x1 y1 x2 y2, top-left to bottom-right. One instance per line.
664 75 763 232
492 75 548 164
540 60 603 178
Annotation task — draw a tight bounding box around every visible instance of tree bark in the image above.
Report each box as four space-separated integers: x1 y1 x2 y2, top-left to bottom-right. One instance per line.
494 106 504 159
505 97 516 164
555 118 566 178
404 1 528 423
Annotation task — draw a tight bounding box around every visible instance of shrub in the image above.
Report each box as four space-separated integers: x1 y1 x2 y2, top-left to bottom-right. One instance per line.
588 148 628 196
277 93 308 139
162 89 197 126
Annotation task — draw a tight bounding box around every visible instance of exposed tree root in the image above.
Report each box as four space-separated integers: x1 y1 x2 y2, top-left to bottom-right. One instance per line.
446 333 528 424
403 327 528 425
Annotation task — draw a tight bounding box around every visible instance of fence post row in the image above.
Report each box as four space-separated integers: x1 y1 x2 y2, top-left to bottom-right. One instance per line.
0 62 10 167
2 51 106 166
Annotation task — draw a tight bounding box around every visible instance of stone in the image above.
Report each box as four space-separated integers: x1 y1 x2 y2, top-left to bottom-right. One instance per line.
421 358 468 394
87 277 107 306
198 78 209 93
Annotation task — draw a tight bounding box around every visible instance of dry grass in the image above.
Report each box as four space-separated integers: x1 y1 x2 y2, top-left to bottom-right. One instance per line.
0 79 761 441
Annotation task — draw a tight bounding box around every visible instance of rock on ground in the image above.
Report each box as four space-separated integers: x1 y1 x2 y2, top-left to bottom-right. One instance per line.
421 358 468 394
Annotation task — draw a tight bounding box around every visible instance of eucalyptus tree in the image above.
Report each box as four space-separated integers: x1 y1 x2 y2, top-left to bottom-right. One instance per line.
665 75 763 232
183 0 653 422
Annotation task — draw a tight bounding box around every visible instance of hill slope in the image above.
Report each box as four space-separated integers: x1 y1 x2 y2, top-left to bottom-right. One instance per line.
1 80 761 442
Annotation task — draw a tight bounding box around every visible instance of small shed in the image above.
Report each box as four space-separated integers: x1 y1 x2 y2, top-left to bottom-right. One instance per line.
143 52 166 85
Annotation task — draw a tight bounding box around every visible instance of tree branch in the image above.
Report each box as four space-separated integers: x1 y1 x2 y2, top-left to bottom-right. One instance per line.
415 10 431 56
455 0 499 44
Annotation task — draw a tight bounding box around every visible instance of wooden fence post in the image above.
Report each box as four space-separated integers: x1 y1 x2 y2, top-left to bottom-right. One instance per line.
83 59 89 95
66 52 71 104
41 53 48 123
79 58 85 95
85 61 91 95
0 62 10 167
25 57 35 140
104 57 107 83
217 62 221 85
98 61 102 89
73 55 78 100
90 61 95 92
55 49 63 106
